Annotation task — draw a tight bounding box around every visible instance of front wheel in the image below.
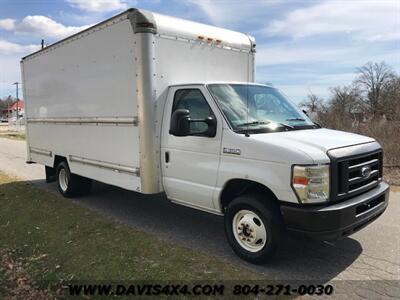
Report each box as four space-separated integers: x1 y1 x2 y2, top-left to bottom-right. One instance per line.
224 194 284 264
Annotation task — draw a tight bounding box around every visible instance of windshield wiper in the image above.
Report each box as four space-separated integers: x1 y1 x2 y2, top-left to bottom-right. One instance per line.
313 122 322 128
286 117 306 121
237 120 270 127
286 117 321 128
237 120 295 130
277 122 295 130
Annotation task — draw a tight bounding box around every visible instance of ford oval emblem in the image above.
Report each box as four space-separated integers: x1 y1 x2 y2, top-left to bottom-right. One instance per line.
361 166 372 179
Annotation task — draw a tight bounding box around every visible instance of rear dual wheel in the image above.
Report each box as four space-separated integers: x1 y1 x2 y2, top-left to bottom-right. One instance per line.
56 161 92 197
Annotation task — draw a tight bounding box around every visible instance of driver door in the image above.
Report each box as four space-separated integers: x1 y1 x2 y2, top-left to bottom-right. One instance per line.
161 85 222 211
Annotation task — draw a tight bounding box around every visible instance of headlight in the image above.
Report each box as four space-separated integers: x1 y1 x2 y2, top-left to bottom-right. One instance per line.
292 165 330 203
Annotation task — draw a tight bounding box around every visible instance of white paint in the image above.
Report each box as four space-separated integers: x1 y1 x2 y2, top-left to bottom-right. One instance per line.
161 85 223 213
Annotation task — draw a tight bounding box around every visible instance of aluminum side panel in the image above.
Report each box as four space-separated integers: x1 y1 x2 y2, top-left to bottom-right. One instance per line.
154 36 252 89
23 20 138 119
23 19 142 192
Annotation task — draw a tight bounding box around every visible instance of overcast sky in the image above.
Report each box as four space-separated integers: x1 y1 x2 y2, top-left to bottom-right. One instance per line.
0 0 399 103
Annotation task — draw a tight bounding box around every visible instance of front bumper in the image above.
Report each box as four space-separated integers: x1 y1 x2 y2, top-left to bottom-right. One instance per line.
280 182 390 241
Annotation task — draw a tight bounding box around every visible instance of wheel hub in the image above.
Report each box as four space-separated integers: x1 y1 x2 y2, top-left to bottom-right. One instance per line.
238 217 256 242
233 210 267 252
58 168 69 192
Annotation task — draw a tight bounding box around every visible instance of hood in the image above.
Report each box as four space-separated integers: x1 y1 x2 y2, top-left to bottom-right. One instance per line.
247 128 376 163
252 128 375 152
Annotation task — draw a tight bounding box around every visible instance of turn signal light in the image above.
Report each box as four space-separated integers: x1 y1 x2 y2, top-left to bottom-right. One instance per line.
293 176 309 185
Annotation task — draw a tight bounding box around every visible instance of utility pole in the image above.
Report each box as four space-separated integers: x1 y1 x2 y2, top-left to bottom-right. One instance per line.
13 82 19 120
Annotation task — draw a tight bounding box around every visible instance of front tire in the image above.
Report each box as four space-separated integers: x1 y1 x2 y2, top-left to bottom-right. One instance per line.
56 161 92 198
224 194 284 264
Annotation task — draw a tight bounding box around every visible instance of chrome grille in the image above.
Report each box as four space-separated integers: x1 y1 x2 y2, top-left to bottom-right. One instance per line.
338 152 381 196
328 143 383 202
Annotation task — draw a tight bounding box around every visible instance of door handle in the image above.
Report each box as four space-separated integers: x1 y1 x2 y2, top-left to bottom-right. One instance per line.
165 151 170 163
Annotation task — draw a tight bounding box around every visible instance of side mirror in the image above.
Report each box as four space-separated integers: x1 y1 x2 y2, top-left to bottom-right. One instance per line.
170 109 190 136
204 116 217 137
170 109 217 137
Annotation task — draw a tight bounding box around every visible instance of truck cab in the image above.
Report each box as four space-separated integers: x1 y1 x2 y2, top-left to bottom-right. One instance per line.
162 82 389 263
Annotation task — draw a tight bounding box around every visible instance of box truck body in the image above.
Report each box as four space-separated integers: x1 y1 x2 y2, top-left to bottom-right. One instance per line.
22 8 389 264
22 9 254 194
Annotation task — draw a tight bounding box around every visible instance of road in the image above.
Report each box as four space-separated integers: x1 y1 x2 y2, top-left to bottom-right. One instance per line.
0 138 399 298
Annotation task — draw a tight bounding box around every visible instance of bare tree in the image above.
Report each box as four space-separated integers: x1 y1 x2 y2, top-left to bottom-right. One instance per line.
355 61 395 117
297 61 399 166
315 85 364 130
329 85 362 115
0 96 14 117
380 76 400 120
299 92 323 113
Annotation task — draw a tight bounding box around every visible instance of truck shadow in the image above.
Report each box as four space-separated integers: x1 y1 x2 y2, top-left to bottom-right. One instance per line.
33 179 362 282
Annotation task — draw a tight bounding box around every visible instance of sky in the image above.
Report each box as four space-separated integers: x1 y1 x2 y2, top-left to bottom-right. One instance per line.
0 0 399 103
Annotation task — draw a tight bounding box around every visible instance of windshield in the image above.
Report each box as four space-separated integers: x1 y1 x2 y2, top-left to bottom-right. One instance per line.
208 84 316 133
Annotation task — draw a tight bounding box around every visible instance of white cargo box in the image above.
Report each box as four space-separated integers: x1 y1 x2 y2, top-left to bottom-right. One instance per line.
22 8 255 194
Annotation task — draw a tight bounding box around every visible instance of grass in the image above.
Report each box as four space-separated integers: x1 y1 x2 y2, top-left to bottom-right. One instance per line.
0 172 262 298
0 131 26 140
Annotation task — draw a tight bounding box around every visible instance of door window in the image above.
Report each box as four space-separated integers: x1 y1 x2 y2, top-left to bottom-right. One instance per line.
172 89 215 136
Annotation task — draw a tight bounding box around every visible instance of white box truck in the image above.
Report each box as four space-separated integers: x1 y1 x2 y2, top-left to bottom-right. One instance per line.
22 8 389 264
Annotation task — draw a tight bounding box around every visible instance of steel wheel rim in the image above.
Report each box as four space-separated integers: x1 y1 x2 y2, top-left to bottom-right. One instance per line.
232 209 267 252
59 168 68 192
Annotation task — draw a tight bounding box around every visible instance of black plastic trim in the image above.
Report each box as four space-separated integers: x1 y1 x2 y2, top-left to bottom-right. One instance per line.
328 141 381 159
128 9 157 34
280 181 389 241
328 141 383 203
